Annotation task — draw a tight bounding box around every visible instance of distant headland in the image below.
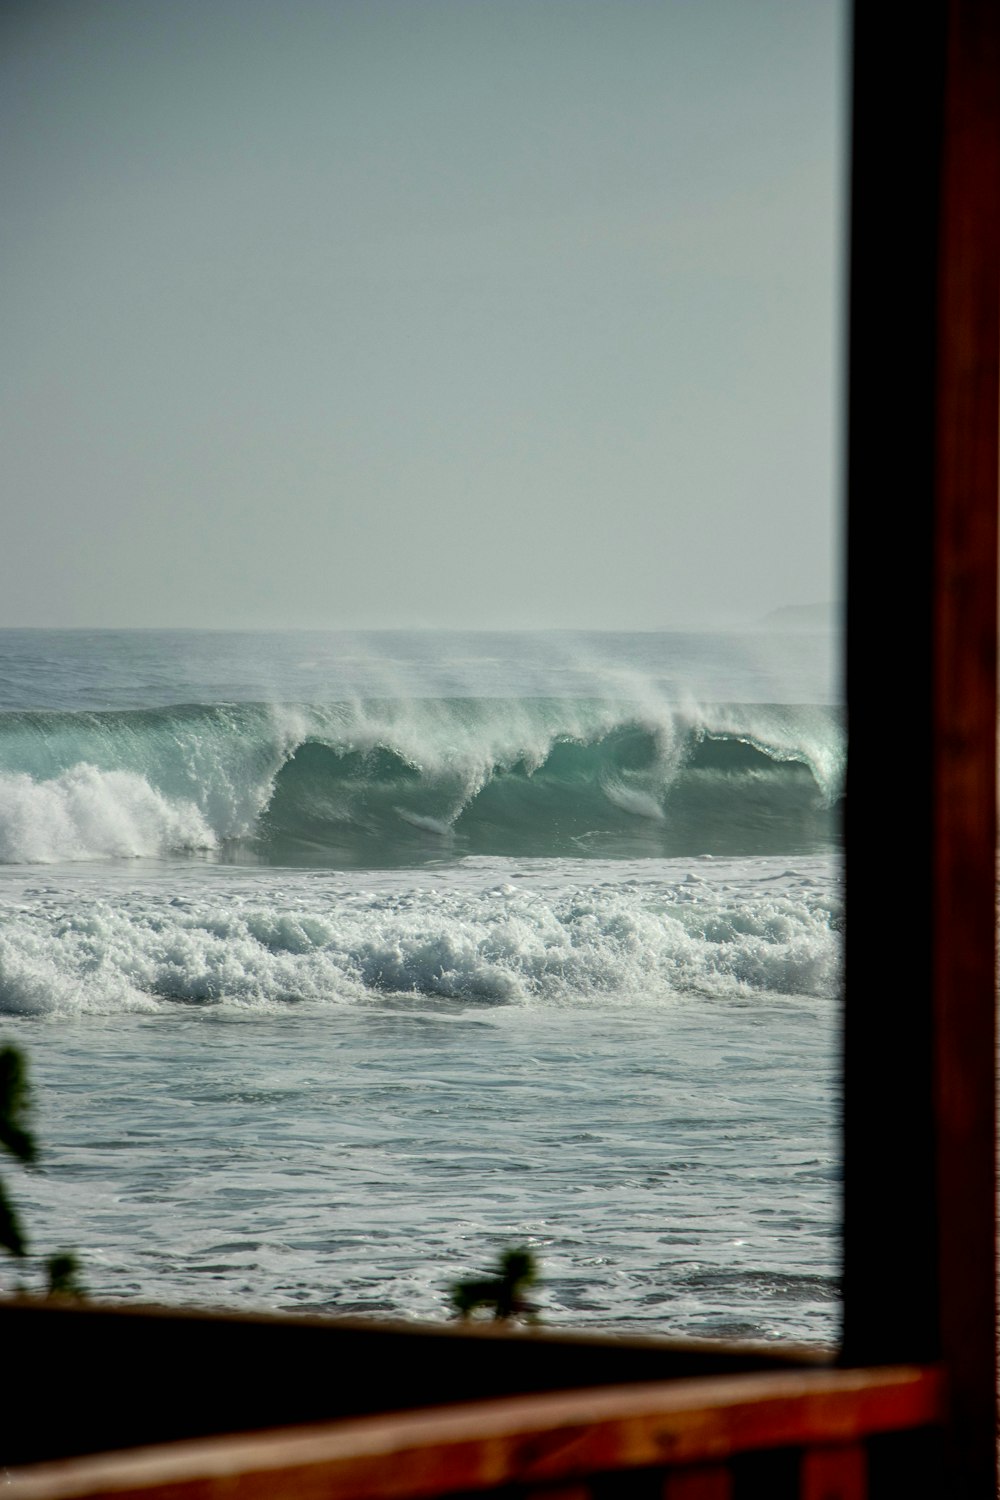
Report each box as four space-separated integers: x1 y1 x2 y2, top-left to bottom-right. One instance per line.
757 602 842 630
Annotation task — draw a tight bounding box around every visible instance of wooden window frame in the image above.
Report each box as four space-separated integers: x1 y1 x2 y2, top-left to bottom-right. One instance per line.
843 0 998 1490
4 1 999 1492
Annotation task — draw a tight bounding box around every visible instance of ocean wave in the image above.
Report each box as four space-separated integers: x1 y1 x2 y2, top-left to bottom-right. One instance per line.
0 698 844 865
0 865 842 1015
0 765 215 863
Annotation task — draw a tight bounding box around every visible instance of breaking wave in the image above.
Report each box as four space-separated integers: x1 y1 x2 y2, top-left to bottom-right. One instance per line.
0 861 841 1015
0 697 843 866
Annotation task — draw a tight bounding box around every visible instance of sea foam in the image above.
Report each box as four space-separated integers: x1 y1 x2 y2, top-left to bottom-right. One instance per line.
0 766 216 863
0 860 841 1016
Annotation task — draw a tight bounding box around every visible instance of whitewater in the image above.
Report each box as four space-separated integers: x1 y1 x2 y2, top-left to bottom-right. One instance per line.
0 628 842 1341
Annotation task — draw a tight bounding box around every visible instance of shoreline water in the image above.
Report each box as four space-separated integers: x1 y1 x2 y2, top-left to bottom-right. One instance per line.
0 629 842 1341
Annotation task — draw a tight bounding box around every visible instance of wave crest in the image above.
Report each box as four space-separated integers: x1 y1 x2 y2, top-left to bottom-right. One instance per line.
0 765 216 863
0 698 843 865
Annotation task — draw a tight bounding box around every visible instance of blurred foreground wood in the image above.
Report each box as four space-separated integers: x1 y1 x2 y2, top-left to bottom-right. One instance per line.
7 1364 944 1500
0 1298 825 1467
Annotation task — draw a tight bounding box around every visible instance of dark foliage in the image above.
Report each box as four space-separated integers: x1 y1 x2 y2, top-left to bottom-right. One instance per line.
0 1043 83 1295
451 1246 539 1321
0 1046 37 1167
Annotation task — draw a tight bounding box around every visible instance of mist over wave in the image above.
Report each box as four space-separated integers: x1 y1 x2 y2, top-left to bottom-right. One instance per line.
0 697 843 866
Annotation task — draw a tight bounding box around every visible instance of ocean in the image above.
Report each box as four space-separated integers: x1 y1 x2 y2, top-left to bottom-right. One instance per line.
0 628 842 1342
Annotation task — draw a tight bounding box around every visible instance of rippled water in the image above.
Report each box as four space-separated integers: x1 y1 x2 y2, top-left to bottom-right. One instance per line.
1 856 839 1343
0 629 842 1342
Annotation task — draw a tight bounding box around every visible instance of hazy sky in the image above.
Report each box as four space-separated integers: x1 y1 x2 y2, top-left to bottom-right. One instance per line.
1 0 847 630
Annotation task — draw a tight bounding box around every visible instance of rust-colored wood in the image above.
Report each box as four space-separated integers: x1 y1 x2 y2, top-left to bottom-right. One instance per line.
929 0 1000 1487
5 1366 944 1500
521 1488 591 1500
799 1444 865 1500
662 1465 733 1499
521 1489 591 1500
0 1298 825 1467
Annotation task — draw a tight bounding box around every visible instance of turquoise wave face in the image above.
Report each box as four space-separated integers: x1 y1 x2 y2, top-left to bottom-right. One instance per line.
0 698 844 866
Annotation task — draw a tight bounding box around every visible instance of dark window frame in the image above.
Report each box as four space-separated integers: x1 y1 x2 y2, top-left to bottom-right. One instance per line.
843 0 998 1488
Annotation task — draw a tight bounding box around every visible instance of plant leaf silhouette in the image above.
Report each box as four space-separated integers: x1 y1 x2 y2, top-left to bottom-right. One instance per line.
47 1252 84 1297
0 1046 37 1165
0 1176 27 1259
0 1043 84 1293
451 1246 539 1321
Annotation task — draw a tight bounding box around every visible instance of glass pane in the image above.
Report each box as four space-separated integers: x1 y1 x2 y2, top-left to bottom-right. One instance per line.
0 1 846 1343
